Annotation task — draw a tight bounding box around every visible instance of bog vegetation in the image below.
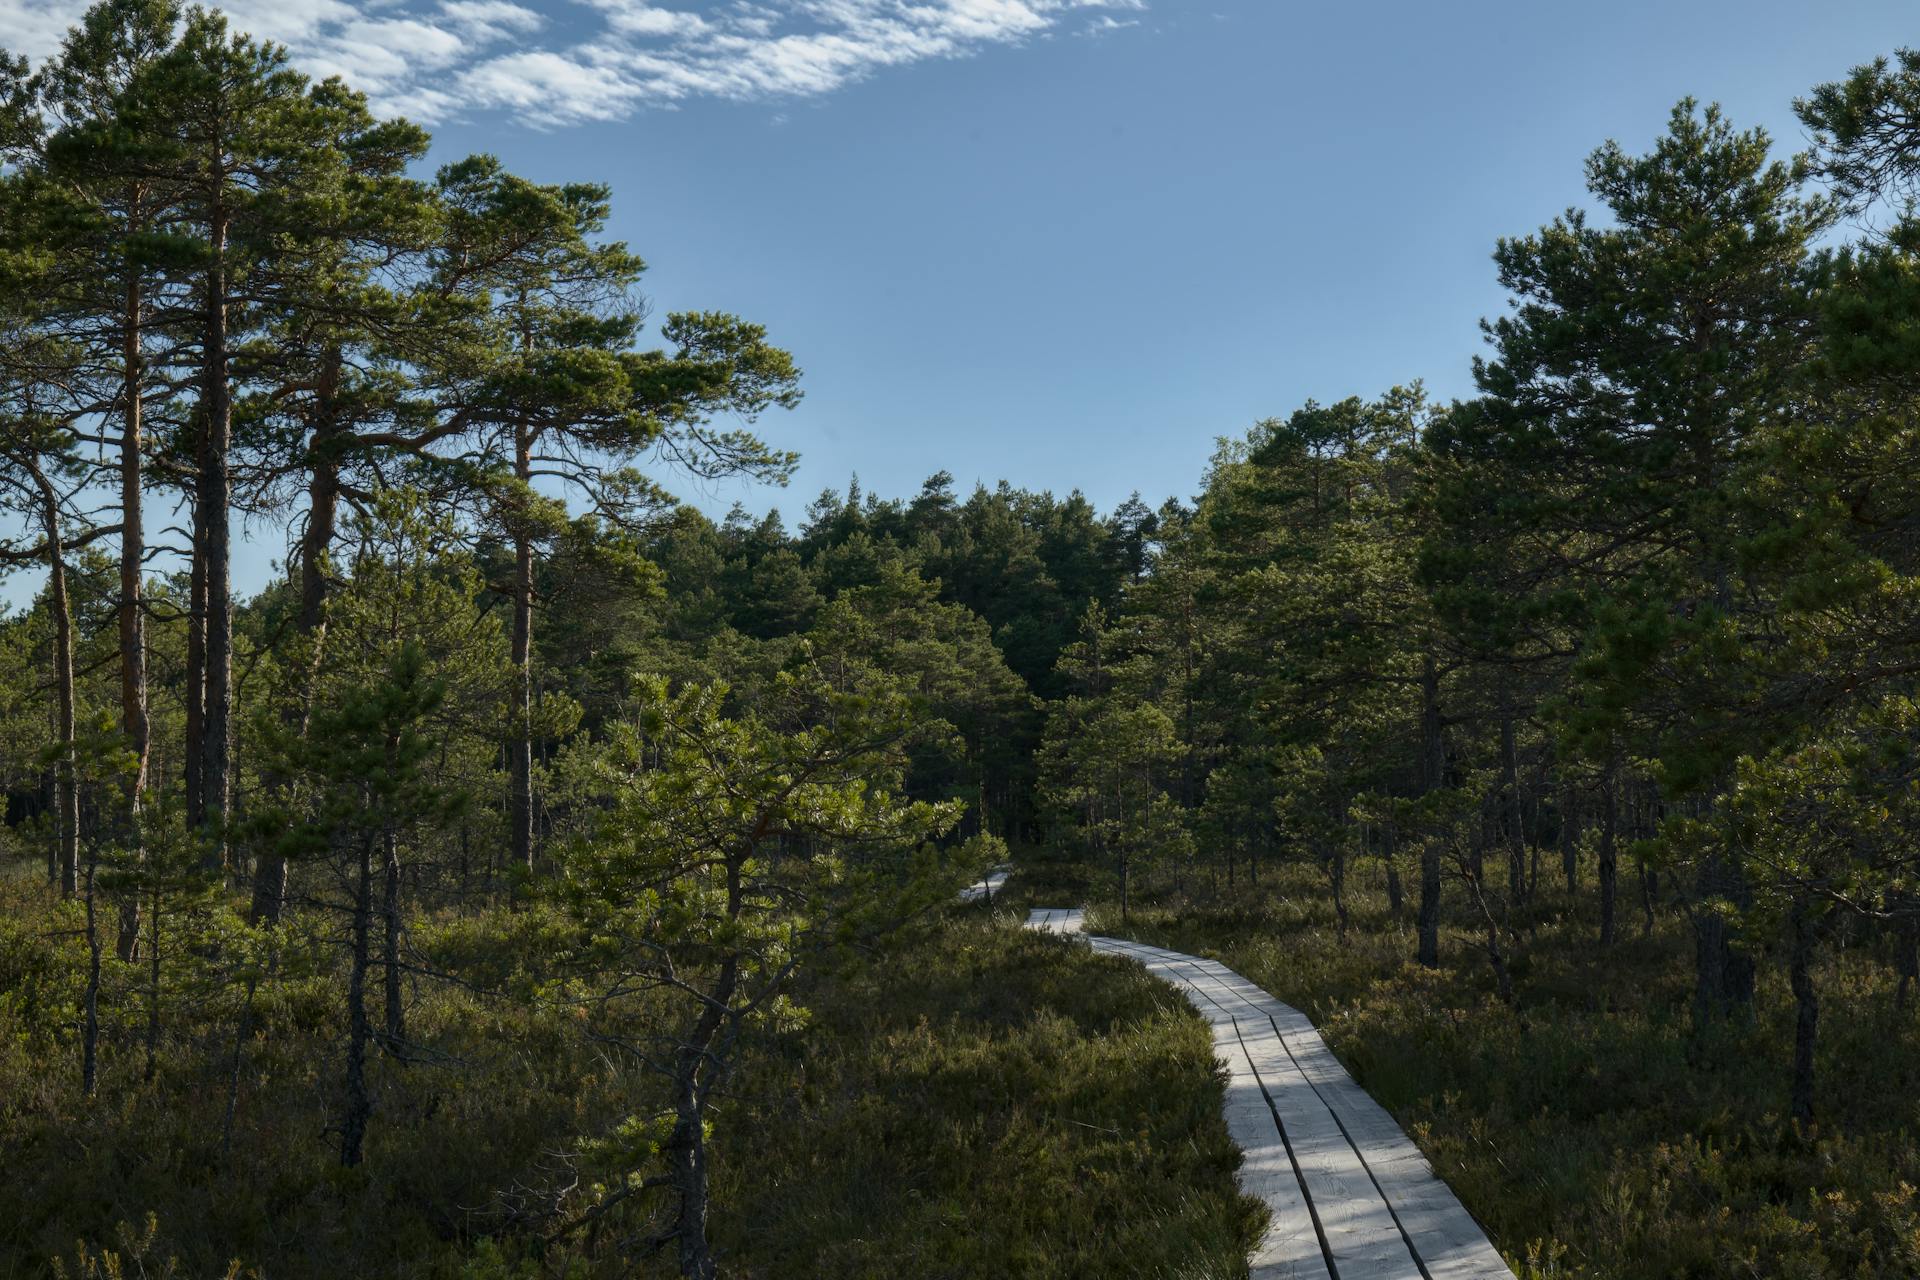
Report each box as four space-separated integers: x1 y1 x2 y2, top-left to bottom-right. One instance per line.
8 2 1920 1276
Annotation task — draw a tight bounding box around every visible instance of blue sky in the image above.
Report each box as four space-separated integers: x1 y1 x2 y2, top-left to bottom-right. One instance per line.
4 0 1918 597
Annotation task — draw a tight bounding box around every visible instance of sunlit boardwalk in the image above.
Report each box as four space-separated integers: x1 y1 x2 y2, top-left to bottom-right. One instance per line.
960 865 1011 904
1024 906 1086 934
1023 912 1515 1280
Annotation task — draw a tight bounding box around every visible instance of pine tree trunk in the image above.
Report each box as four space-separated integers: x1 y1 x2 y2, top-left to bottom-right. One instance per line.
33 465 79 898
668 861 744 1280
341 832 374 1167
1502 697 1525 906
1417 653 1444 968
184 503 207 830
1789 898 1817 1128
670 1071 717 1280
1528 790 1542 901
1692 849 1756 1028
143 876 162 1084
1895 895 1918 1012
1599 760 1618 947
199 208 234 878
119 276 150 846
382 827 405 1052
510 425 535 875
1462 859 1514 1004
41 767 54 887
1560 781 1577 897
252 410 344 925
1329 840 1349 943
82 846 102 1098
1385 838 1403 915
1471 799 1487 884
222 973 258 1160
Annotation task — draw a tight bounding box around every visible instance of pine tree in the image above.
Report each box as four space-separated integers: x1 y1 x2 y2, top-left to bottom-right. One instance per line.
1446 100 1832 1019
558 668 962 1277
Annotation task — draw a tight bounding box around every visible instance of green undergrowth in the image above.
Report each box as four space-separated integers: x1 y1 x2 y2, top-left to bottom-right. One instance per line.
1072 857 1920 1279
709 913 1262 1278
0 872 1260 1279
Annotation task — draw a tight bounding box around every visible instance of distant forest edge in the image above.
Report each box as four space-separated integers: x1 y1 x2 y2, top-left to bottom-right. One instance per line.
11 1 1920 1277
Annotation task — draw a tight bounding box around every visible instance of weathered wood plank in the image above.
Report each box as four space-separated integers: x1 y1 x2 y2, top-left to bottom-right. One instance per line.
1210 1018 1336 1278
1024 906 1086 935
1088 934 1515 1280
1271 1021 1514 1280
1089 939 1331 1278
1159 958 1422 1280
959 865 1010 904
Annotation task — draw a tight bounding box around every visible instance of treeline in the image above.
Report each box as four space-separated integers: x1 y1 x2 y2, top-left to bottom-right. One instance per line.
0 3 1157 1275
1036 78 1920 1126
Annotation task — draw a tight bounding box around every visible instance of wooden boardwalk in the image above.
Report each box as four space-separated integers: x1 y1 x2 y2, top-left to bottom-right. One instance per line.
1025 905 1085 934
1024 910 1514 1280
959 865 1011 904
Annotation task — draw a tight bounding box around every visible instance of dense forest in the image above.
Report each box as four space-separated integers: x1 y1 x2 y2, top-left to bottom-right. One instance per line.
11 1 1920 1276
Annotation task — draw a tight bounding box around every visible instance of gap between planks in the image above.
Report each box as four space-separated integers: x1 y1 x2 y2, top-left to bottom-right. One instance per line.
1022 909 1515 1280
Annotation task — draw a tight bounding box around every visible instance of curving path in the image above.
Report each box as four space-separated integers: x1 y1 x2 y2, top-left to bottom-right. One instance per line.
959 865 1011 905
1025 908 1515 1280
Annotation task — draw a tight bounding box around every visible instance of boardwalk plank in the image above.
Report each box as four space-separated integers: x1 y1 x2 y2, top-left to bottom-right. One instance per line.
1210 1020 1336 1279
959 866 1010 904
1090 940 1331 1279
1160 958 1422 1280
1024 907 1086 935
1084 932 1516 1280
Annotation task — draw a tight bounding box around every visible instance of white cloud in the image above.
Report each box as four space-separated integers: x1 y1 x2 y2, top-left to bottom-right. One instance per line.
441 0 547 40
585 0 710 39
208 0 367 50
461 48 654 123
2 0 1150 126
0 0 85 63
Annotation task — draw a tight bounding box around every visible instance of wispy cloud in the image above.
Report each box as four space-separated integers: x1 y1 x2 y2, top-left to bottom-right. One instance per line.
1 0 1149 126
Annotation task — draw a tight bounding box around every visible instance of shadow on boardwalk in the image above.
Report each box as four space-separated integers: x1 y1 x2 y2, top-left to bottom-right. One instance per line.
1026 908 1516 1280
